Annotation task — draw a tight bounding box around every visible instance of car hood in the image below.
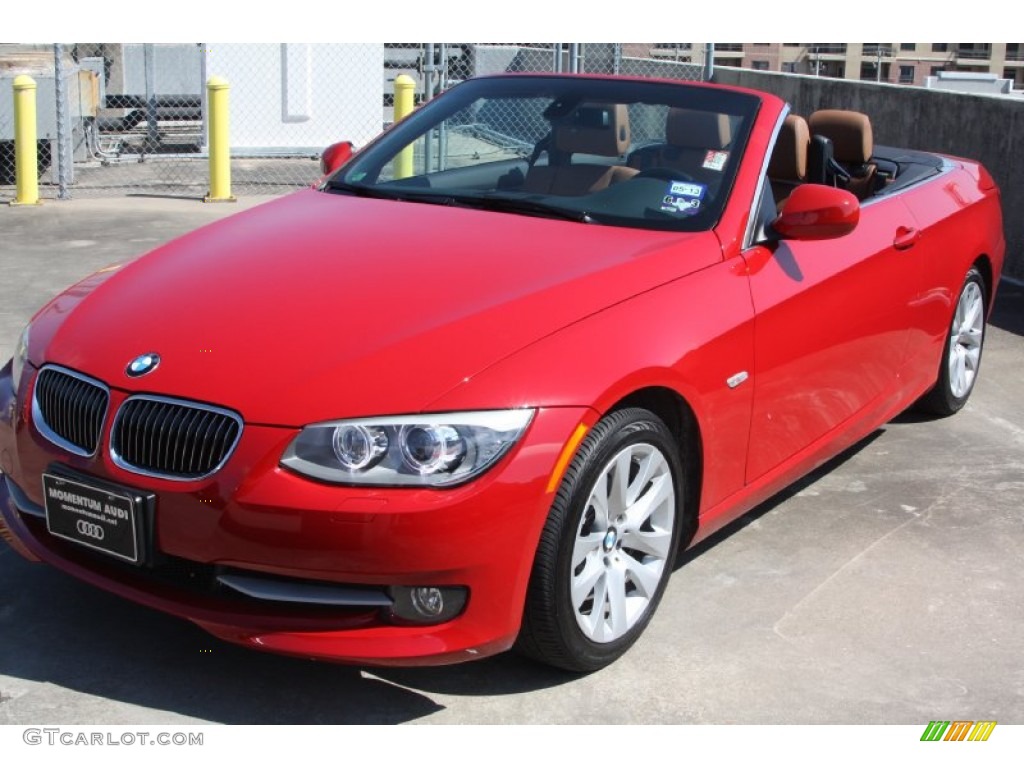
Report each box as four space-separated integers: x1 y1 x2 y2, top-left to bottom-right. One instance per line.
36 189 719 425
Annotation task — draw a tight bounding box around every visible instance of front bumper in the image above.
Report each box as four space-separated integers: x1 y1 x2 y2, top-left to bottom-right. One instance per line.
0 359 591 665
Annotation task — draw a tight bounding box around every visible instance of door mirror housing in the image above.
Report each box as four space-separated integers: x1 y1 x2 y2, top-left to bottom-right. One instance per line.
320 141 355 176
772 184 860 241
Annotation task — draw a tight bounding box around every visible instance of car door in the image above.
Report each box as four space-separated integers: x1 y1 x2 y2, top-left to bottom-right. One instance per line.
742 192 923 483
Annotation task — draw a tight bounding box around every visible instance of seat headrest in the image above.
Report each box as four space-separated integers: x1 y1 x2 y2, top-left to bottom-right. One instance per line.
808 109 873 165
554 103 631 157
768 115 810 183
666 108 732 150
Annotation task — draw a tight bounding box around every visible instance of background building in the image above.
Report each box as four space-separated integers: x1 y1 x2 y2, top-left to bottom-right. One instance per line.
635 43 1024 89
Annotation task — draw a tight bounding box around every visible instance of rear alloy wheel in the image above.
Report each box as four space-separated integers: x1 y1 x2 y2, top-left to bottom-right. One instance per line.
517 408 684 672
919 266 987 416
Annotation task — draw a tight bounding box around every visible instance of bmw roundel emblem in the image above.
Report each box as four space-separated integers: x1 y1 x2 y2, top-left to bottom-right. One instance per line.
126 353 161 378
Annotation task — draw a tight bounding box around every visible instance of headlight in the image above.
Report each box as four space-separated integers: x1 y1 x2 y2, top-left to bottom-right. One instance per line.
281 409 534 487
11 325 29 397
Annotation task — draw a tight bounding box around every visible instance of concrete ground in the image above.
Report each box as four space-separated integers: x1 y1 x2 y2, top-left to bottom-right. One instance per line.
0 197 1022 725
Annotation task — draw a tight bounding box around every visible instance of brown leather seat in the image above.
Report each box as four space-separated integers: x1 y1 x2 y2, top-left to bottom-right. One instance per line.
767 115 810 209
629 108 733 183
808 109 878 199
523 103 638 196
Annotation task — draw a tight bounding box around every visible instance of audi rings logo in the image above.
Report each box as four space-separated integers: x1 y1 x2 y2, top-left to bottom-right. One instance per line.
76 520 105 541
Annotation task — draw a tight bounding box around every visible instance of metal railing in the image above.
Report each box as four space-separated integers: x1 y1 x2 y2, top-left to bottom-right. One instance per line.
956 45 993 60
862 44 894 58
808 43 848 56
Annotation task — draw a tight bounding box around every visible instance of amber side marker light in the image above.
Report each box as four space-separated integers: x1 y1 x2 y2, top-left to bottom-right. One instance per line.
546 424 590 493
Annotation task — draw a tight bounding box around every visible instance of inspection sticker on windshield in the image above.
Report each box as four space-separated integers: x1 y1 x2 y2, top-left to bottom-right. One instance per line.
703 150 729 171
668 181 705 199
661 181 705 215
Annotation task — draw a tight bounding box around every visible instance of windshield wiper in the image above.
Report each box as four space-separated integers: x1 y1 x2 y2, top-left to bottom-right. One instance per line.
447 194 595 224
324 180 403 200
326 182 594 223
326 181 466 208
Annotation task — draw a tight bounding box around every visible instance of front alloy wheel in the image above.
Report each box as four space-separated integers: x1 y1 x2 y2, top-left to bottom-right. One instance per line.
570 442 675 643
517 408 684 672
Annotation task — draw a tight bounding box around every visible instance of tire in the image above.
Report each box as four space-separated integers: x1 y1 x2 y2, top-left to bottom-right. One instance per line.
517 408 685 672
919 266 987 416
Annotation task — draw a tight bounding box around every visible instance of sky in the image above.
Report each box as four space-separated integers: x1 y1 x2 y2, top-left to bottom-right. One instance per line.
7 2 1011 44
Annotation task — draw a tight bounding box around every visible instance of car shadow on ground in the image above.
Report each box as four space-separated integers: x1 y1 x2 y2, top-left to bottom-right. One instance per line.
670 429 885 573
0 430 889 724
0 546 576 724
0 557 428 723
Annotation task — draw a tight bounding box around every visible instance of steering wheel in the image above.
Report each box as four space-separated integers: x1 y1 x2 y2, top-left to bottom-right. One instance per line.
633 167 697 183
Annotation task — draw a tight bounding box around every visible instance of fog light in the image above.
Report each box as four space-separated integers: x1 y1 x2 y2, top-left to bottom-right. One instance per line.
412 587 444 617
388 585 468 624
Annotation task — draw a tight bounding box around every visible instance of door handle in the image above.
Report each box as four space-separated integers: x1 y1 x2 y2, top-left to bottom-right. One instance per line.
893 226 920 251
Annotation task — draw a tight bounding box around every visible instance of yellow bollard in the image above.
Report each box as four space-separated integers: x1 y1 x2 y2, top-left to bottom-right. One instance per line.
204 76 235 202
393 74 416 180
11 75 41 206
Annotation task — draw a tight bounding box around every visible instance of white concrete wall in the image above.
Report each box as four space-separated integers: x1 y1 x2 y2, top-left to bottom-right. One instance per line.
205 44 384 153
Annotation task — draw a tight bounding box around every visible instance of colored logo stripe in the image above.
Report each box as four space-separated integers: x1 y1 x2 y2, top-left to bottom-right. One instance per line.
968 722 997 741
921 720 996 742
945 721 973 741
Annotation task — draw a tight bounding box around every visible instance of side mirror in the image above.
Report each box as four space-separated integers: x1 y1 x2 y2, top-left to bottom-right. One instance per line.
772 184 859 241
320 141 355 176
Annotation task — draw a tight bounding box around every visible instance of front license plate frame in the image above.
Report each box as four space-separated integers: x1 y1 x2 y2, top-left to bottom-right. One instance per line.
43 470 153 565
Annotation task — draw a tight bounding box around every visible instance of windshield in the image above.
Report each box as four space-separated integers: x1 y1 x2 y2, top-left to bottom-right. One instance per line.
327 75 760 231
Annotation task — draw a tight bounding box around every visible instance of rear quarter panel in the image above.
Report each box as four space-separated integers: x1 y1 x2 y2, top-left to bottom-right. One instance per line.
890 160 1005 394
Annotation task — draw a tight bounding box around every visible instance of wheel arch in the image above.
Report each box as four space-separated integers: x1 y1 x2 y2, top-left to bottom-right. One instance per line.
604 386 703 550
972 254 994 315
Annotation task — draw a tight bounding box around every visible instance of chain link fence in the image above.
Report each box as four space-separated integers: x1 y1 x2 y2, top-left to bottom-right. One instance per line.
0 43 708 201
1 48 59 193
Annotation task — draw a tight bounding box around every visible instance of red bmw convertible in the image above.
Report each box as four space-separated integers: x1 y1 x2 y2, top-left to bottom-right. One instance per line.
0 74 1005 671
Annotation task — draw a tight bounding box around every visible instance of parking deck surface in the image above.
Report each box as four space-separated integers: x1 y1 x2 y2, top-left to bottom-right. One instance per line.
1 197 1022 724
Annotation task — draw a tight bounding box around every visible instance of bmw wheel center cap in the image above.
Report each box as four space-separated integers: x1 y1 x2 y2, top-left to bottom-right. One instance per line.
126 353 161 377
